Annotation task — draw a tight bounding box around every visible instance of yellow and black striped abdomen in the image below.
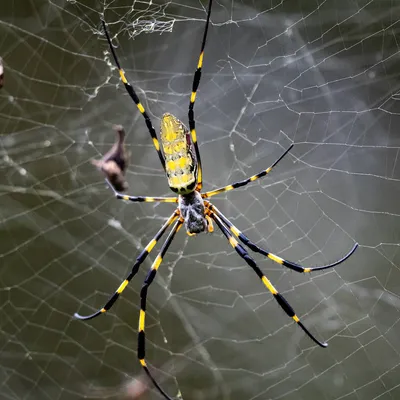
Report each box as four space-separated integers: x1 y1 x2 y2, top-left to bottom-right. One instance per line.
160 113 197 194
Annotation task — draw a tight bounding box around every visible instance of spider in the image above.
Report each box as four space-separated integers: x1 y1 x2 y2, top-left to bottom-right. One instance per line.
75 1 358 398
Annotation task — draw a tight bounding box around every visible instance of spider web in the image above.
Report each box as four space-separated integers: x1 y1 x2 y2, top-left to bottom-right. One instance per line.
1 0 400 399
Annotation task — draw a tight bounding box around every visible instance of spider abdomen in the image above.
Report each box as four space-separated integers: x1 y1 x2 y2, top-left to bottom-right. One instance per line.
160 113 197 195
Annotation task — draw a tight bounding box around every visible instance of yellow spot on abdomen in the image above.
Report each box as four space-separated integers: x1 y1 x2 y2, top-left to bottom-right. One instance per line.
163 144 173 155
167 160 177 171
170 176 180 187
166 130 177 142
166 157 190 172
163 142 188 155
178 157 189 168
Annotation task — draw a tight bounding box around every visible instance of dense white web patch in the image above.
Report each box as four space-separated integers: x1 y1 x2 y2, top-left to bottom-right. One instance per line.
0 0 400 399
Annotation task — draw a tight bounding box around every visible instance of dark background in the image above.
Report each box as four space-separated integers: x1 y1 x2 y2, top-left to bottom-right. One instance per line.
0 0 399 399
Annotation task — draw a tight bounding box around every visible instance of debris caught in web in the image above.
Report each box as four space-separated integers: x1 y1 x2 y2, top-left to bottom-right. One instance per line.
82 376 148 399
122 377 148 399
130 18 175 38
91 124 130 191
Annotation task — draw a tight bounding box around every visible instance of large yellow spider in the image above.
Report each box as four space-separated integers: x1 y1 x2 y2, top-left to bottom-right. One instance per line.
75 1 358 398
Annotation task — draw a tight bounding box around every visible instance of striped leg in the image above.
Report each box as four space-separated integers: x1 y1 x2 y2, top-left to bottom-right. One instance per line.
138 219 183 400
210 211 328 348
105 178 178 203
202 144 293 199
188 0 213 192
207 202 358 273
74 210 180 321
101 20 166 171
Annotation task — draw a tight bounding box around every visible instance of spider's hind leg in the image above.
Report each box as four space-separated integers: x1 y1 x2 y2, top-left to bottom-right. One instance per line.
137 218 184 400
209 209 328 348
207 202 358 273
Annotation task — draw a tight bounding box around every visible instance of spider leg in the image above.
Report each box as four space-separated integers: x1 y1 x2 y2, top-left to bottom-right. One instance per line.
210 210 328 348
74 210 180 321
188 0 213 192
105 178 178 203
202 144 293 198
101 19 166 171
138 218 184 400
207 202 358 273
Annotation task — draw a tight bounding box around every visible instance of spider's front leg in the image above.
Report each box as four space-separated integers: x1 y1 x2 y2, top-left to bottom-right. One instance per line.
104 178 178 203
202 144 293 199
101 19 166 171
187 0 213 192
74 209 180 321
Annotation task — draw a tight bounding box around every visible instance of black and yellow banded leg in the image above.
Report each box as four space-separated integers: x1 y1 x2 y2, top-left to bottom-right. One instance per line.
74 210 180 321
202 144 293 199
138 219 183 400
210 211 328 348
101 20 166 171
104 178 178 203
188 0 213 192
207 202 358 273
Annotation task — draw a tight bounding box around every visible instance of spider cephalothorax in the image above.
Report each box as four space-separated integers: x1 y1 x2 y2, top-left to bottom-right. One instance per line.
75 2 358 399
178 190 208 235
